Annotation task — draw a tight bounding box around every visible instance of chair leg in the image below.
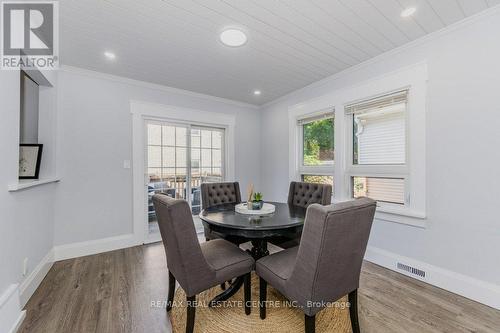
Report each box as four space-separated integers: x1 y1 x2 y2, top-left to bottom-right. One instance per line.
348 289 360 333
244 273 251 315
259 277 267 319
167 271 176 312
186 295 196 333
305 314 315 333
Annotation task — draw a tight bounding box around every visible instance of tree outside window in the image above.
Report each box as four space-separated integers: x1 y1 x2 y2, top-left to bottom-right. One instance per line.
302 117 334 166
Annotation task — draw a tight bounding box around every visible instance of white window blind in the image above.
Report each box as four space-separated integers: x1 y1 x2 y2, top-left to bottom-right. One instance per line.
356 111 405 165
345 90 408 115
353 177 405 204
351 90 407 165
297 109 334 125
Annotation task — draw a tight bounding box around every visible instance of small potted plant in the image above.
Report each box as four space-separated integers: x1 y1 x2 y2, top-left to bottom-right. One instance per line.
252 192 264 210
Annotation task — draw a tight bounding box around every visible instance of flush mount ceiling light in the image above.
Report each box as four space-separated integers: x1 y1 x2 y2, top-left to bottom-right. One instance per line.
219 29 247 47
104 51 116 60
401 7 417 18
253 90 261 96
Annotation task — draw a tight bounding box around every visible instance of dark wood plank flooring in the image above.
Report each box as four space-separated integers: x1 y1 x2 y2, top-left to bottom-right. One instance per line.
19 243 500 333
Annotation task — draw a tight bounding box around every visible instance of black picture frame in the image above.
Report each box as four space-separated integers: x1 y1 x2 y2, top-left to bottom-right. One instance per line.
19 144 43 179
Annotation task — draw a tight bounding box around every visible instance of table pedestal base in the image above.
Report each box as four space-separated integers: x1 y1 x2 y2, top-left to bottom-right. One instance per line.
209 277 244 306
208 240 268 306
250 239 269 260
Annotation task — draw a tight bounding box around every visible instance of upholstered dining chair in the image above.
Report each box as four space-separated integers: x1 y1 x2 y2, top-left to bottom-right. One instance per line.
200 182 245 243
272 181 333 249
288 181 333 208
201 182 242 210
152 194 254 333
257 198 376 333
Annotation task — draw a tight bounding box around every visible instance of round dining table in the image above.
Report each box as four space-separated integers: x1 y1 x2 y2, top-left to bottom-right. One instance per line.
199 201 306 304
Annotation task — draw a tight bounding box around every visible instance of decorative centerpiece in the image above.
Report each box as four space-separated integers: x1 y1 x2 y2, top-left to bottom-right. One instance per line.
246 183 254 209
251 192 264 210
246 184 263 210
235 184 275 215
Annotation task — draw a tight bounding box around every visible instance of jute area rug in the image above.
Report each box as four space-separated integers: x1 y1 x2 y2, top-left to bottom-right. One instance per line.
170 274 352 333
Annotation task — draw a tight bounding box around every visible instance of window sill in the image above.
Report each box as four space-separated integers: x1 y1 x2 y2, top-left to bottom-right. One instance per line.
8 177 60 192
375 206 426 228
333 198 426 228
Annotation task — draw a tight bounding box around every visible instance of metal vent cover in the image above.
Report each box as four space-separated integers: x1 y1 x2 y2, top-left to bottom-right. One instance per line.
397 262 426 278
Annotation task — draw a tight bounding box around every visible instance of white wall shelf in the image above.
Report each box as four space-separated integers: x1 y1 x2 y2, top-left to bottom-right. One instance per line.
8 177 60 192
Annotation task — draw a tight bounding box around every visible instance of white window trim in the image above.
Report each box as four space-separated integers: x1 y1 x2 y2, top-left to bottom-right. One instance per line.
131 100 236 244
345 89 409 208
289 102 337 180
289 62 427 228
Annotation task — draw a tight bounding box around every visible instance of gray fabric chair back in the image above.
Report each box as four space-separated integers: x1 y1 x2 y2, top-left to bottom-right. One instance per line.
152 194 215 295
287 181 332 209
286 198 376 316
201 182 242 210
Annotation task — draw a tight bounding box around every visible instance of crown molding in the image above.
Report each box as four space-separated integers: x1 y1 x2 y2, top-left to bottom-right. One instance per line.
59 65 260 110
262 4 500 109
56 4 500 111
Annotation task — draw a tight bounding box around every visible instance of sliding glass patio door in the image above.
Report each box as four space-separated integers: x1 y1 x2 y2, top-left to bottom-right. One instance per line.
189 126 224 214
145 120 224 241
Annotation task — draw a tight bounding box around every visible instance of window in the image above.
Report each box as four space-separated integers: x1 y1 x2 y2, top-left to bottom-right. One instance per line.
346 90 408 206
190 127 224 182
290 64 427 225
352 177 405 204
302 175 334 185
297 110 334 186
146 122 224 218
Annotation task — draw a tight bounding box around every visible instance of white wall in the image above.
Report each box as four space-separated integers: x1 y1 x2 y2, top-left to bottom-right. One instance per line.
260 10 500 286
54 68 261 246
1 64 261 327
0 68 57 328
2 6 500 318
20 74 39 144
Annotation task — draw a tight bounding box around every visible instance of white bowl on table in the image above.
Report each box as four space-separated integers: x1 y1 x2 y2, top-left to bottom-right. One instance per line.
235 202 275 215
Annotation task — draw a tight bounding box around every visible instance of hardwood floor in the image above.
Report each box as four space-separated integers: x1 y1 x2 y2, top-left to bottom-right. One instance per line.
19 243 500 333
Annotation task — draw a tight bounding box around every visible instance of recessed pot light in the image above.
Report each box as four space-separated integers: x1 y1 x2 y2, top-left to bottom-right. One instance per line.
219 29 247 47
401 7 416 18
253 90 261 96
104 51 116 60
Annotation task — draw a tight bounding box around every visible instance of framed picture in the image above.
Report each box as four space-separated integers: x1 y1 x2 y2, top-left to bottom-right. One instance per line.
19 144 43 179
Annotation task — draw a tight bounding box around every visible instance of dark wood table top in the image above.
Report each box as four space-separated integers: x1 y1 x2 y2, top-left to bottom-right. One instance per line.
199 202 306 301
199 202 306 238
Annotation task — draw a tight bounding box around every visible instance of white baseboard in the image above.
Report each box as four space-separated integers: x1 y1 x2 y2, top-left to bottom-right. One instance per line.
19 249 55 308
8 311 25 333
13 235 139 311
0 284 26 333
53 234 139 261
365 246 500 310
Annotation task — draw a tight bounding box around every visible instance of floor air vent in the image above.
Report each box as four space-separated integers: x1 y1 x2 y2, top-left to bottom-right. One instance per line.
397 262 426 278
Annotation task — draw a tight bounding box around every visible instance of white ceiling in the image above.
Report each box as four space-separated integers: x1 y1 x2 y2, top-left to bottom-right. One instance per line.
60 0 500 105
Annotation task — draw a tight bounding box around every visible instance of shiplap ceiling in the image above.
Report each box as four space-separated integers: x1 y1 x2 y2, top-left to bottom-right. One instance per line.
60 0 500 105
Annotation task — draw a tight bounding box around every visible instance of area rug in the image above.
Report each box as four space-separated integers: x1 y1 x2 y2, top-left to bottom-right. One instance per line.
170 273 352 333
